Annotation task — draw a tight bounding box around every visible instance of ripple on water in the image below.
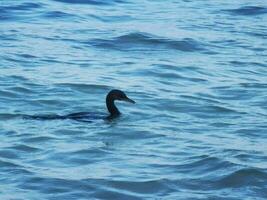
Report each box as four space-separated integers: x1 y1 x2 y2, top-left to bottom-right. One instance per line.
22 136 59 144
1 0 267 199
223 6 267 16
175 155 237 177
42 11 78 19
7 86 35 94
18 176 95 194
52 0 128 6
216 168 267 188
0 2 43 21
55 83 109 93
8 144 41 153
87 32 207 52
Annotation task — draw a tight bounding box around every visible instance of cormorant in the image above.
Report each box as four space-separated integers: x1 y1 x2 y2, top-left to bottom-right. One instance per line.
25 89 135 121
105 89 135 118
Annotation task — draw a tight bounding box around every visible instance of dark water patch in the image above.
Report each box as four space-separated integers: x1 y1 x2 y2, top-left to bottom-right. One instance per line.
210 122 235 128
23 136 58 144
99 129 165 140
207 105 244 114
0 130 18 137
245 31 267 39
252 47 267 53
0 3 43 11
8 144 41 153
88 32 206 52
4 56 36 65
1 33 19 41
23 82 46 89
42 11 80 19
180 94 220 104
239 82 267 90
154 64 211 78
234 128 267 138
222 148 267 165
19 176 95 194
0 160 34 178
223 6 267 16
91 14 134 23
211 87 254 101
87 178 177 198
48 148 112 165
0 10 13 21
55 83 109 93
48 156 92 167
0 159 22 168
0 150 20 159
47 192 94 200
93 190 143 200
177 100 243 119
17 53 38 59
0 3 43 21
152 64 178 72
40 58 70 64
0 90 20 99
139 69 208 83
53 129 85 136
230 60 266 68
235 153 267 165
6 75 30 82
186 108 239 119
53 0 127 6
211 39 246 49
7 86 35 94
35 99 67 107
4 168 33 178
217 168 267 188
151 155 236 177
71 148 111 156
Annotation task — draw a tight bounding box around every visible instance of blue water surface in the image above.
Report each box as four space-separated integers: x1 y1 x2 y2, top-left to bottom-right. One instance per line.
0 0 267 199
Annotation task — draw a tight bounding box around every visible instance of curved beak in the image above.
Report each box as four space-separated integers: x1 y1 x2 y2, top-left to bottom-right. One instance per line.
122 97 136 104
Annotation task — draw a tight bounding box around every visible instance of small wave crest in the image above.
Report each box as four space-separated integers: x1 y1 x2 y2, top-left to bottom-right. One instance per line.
0 3 42 11
223 6 267 16
88 32 206 52
217 168 267 188
42 11 78 19
53 0 128 6
0 2 43 21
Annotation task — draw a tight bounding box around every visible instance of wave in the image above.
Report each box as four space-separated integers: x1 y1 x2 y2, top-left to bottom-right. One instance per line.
14 169 267 198
88 32 206 52
217 168 267 188
55 83 109 92
18 176 175 198
223 6 267 16
0 3 42 11
53 0 128 5
42 11 79 19
8 144 41 152
0 3 43 21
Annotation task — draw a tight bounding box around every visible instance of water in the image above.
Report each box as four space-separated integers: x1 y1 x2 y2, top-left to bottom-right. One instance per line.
1 0 267 199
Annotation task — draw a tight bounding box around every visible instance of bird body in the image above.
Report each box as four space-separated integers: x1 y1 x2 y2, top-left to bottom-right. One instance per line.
25 89 135 121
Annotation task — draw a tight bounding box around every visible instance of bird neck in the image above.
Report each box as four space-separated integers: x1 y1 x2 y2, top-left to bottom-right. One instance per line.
106 95 120 117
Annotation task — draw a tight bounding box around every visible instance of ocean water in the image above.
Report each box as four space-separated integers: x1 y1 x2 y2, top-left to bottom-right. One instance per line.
0 0 267 199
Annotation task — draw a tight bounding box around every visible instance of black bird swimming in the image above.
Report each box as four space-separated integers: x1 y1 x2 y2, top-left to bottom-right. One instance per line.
25 89 135 121
105 89 135 118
